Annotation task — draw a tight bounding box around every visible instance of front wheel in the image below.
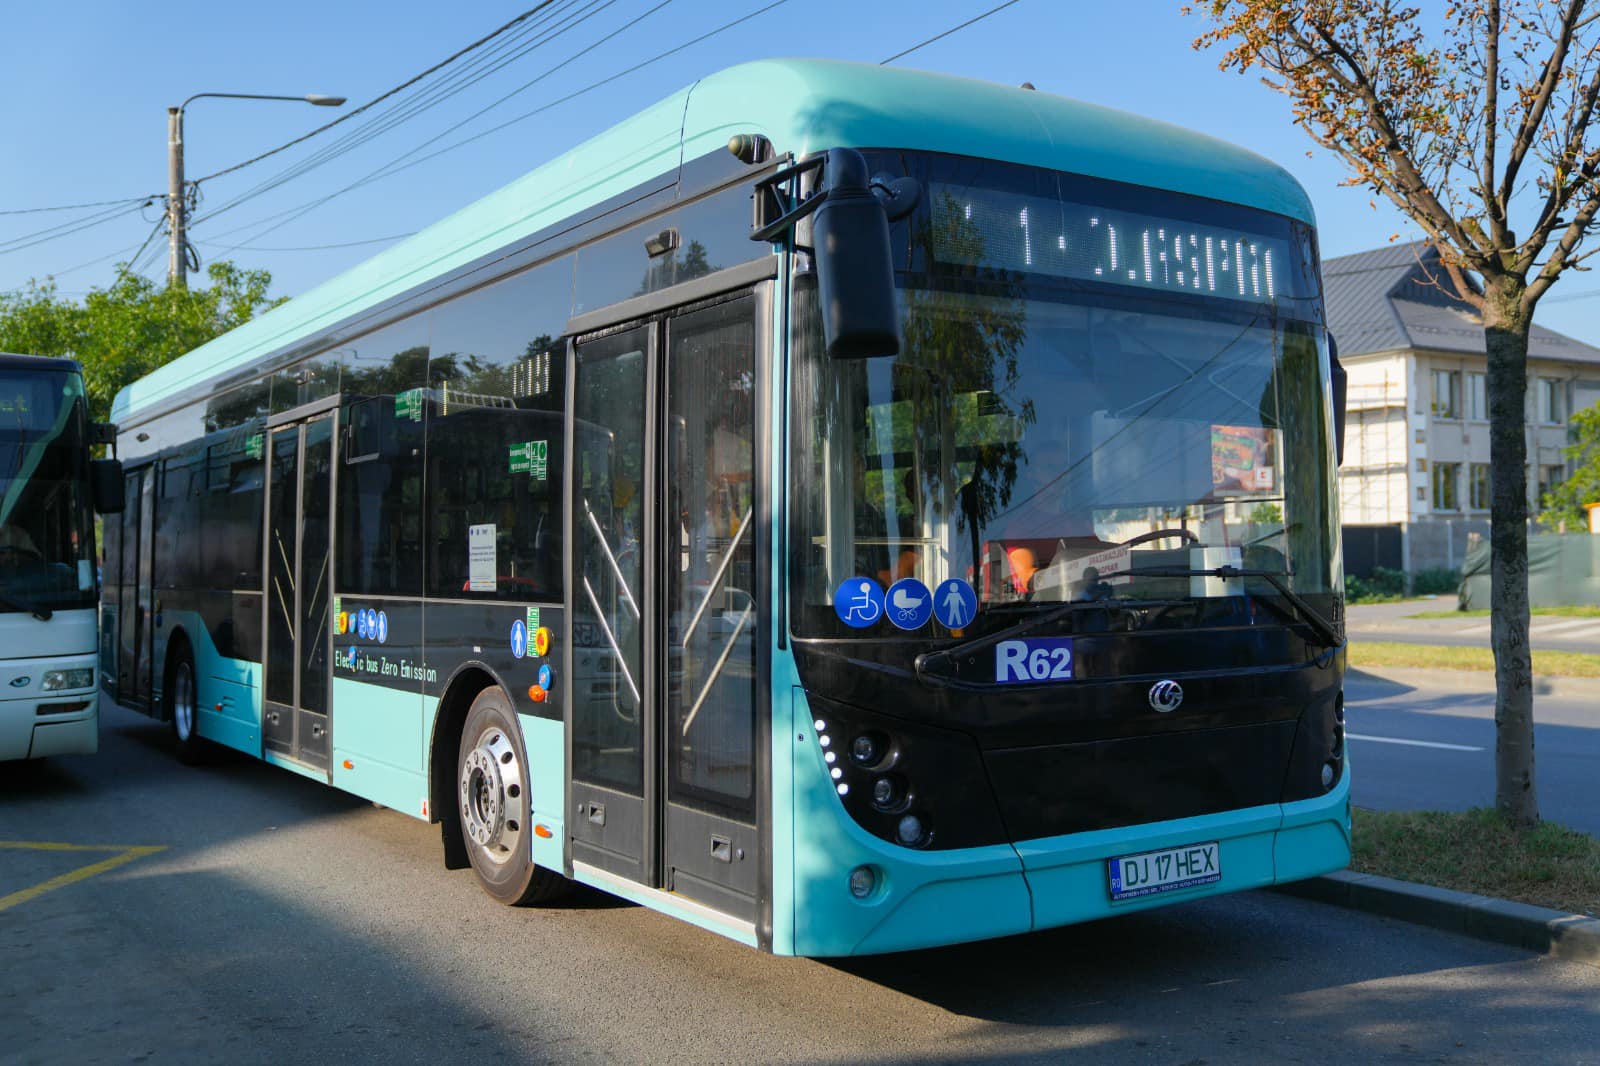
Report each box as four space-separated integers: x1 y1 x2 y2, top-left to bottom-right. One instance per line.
168 647 208 765
457 687 569 905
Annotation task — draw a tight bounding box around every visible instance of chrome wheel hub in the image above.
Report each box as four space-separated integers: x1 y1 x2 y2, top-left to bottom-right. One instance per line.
459 727 525 865
174 665 195 740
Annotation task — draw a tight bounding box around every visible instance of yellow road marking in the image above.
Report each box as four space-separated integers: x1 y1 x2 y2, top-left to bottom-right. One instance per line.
0 842 166 913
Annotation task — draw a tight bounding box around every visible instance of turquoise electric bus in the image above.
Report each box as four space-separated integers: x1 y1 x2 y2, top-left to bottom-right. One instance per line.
105 59 1350 956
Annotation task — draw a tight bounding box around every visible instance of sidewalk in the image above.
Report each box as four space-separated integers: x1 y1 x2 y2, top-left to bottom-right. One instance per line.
1347 663 1600 701
1347 596 1600 653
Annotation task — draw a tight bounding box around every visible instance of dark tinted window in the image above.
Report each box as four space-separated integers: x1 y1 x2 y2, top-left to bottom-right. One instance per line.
425 260 570 601
337 318 429 596
201 431 264 589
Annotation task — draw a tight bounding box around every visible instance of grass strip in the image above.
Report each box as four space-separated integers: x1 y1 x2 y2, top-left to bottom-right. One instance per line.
1349 640 1600 678
1407 605 1600 620
1352 807 1600 918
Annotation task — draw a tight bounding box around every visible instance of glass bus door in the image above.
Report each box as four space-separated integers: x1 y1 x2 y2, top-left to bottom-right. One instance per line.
262 413 335 772
569 294 760 923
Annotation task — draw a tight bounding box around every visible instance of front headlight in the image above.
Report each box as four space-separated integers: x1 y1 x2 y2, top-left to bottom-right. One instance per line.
41 668 94 691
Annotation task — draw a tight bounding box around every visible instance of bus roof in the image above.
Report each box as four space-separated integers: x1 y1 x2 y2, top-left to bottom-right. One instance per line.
112 58 1315 425
0 353 83 375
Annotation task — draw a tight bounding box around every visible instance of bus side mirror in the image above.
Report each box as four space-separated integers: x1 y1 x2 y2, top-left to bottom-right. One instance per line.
91 458 125 514
812 150 903 359
751 148 918 359
1329 334 1347 467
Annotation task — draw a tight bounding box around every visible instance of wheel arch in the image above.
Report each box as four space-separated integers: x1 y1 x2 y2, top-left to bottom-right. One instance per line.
428 662 508 871
159 627 196 724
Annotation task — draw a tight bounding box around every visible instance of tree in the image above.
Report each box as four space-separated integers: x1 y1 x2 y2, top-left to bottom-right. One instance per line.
0 261 283 424
1187 0 1600 825
1540 399 1600 528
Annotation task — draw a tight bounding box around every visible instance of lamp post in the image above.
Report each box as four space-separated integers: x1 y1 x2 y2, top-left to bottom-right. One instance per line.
167 92 346 288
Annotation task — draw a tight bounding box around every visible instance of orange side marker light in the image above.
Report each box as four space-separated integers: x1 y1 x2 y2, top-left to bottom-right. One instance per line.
528 685 547 703
534 825 553 839
342 759 354 770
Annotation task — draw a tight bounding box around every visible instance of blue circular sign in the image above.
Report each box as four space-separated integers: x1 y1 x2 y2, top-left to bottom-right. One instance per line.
932 578 979 631
832 577 885 629
510 619 528 659
376 611 388 645
886 578 933 631
356 609 370 639
538 664 553 690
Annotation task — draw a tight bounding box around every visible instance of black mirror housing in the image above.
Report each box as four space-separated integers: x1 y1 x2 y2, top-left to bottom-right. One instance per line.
91 457 125 514
1328 334 1347 467
813 149 901 359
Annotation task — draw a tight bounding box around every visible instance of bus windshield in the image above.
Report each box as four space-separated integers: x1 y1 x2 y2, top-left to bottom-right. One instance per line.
791 154 1338 639
0 369 97 612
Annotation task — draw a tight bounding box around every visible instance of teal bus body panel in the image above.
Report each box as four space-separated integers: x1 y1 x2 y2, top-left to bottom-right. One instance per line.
110 60 1314 428
679 59 1315 226
786 686 1032 958
1274 772 1354 883
166 610 261 756
330 678 430 820
518 713 566 872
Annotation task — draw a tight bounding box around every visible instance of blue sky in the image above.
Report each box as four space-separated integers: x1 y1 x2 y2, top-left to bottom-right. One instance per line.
4 0 1597 344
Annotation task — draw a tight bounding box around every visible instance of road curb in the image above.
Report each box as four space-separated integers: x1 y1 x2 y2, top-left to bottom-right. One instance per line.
1346 664 1600 700
1278 870 1600 970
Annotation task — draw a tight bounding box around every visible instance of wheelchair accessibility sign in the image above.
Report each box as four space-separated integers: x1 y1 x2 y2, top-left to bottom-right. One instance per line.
833 578 884 628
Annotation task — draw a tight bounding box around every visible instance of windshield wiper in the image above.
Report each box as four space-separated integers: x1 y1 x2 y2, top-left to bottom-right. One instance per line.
1131 566 1341 649
0 591 52 621
913 598 1184 682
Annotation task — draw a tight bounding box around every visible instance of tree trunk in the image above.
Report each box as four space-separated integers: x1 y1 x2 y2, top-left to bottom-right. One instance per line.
1481 276 1538 827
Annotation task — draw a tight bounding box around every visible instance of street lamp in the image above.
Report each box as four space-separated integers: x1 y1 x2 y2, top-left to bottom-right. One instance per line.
167 92 346 287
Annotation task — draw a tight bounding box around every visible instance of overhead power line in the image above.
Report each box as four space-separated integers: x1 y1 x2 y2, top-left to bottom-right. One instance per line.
193 0 610 227
193 0 564 186
197 0 788 254
0 195 158 217
880 0 1027 65
194 233 414 252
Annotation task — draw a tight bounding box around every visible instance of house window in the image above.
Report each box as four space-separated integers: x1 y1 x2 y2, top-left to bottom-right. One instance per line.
1432 461 1460 511
1467 372 1486 420
1431 369 1461 419
1540 464 1566 501
1539 378 1566 423
1469 463 1491 510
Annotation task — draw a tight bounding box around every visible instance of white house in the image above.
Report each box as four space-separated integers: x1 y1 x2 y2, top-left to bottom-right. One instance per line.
1326 243 1600 573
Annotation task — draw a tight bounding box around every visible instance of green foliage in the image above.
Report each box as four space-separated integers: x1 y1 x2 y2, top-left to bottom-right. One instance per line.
0 262 285 424
1539 400 1600 531
1345 565 1406 603
1411 567 1460 596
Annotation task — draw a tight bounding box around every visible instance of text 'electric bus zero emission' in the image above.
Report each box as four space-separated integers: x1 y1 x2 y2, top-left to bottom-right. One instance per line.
0 354 124 762
104 59 1350 956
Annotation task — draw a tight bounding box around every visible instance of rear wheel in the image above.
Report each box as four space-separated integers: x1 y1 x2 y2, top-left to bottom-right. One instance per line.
168 647 207 765
457 687 569 905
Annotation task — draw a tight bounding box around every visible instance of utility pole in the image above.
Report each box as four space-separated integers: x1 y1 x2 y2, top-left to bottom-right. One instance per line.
165 92 347 289
167 107 187 289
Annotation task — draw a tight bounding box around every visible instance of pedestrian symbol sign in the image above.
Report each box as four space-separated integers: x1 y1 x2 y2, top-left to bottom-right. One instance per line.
933 579 978 631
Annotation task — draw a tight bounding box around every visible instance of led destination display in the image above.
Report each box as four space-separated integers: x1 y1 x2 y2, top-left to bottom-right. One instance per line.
930 183 1308 304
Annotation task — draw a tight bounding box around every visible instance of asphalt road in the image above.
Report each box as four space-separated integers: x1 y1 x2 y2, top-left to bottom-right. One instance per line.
3 701 1598 1065
1347 674 1600 835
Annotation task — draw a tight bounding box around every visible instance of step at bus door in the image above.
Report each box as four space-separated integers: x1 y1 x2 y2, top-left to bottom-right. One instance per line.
262 412 335 772
568 292 762 925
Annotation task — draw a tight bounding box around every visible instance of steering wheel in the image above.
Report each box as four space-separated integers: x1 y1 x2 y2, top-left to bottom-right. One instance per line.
1119 528 1200 549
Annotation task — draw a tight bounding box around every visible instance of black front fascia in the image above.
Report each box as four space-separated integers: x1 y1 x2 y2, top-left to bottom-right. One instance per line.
791 619 1345 849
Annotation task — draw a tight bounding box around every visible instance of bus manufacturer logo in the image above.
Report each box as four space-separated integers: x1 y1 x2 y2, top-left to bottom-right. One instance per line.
1148 680 1183 713
10 676 29 688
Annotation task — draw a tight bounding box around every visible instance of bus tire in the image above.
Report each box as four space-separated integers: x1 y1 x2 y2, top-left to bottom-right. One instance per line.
457 687 569 906
167 644 207 766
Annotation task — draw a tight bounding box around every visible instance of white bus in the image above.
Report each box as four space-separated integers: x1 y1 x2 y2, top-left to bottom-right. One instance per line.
0 354 123 762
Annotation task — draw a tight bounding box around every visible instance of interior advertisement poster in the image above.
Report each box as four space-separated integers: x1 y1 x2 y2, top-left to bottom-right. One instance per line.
1210 425 1277 495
